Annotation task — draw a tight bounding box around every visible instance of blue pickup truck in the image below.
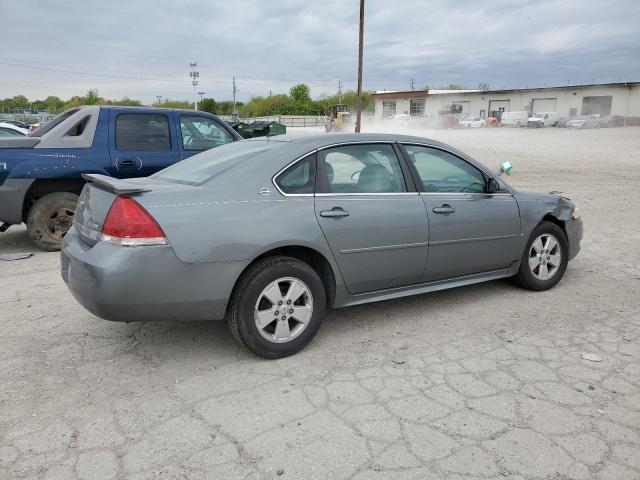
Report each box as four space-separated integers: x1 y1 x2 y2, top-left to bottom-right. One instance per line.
0 106 241 250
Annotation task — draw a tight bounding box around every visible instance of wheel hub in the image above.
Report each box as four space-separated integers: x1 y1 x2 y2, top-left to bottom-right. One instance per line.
255 277 313 344
528 233 562 281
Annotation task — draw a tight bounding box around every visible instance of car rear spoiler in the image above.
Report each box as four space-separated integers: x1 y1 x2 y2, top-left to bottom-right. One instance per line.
82 173 151 195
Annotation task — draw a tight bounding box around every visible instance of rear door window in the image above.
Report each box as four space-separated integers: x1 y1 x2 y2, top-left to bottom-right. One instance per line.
317 144 406 193
115 113 171 151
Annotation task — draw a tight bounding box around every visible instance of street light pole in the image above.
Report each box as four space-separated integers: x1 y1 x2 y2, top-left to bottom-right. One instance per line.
231 76 238 121
189 62 199 110
355 0 365 133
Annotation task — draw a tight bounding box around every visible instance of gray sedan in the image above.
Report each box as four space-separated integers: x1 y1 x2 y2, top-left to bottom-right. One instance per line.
61 133 583 358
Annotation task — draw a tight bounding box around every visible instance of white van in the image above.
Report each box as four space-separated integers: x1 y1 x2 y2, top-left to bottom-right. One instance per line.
501 111 529 127
528 112 560 127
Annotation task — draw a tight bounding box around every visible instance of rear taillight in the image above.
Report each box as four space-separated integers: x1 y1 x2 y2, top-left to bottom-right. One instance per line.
101 196 167 246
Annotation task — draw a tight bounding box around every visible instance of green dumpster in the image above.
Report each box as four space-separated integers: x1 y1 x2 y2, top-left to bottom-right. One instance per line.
225 121 253 139
247 121 286 137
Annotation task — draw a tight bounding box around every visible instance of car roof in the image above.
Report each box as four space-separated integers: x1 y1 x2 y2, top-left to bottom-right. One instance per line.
76 105 219 115
244 132 455 150
0 122 26 130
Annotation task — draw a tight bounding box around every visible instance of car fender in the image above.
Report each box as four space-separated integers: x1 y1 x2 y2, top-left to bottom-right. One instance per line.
513 189 574 250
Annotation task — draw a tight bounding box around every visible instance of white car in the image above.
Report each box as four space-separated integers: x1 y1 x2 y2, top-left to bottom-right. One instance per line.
528 112 559 128
0 122 29 136
459 116 486 128
566 114 601 129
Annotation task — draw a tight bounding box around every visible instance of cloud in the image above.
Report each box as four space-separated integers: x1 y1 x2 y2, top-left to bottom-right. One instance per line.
0 0 638 102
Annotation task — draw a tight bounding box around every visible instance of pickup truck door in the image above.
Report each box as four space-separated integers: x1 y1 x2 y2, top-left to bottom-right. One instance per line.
109 109 181 178
177 114 237 160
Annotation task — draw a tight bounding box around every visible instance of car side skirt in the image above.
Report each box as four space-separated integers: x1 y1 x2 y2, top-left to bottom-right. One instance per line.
333 262 520 309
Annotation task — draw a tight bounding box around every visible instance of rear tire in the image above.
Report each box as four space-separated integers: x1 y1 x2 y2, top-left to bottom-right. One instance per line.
26 192 79 251
514 221 568 291
227 255 327 358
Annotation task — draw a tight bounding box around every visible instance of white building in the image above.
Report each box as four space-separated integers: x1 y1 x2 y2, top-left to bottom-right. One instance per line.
372 82 640 122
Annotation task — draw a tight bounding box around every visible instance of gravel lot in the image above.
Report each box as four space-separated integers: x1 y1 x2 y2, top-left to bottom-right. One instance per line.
1 127 639 480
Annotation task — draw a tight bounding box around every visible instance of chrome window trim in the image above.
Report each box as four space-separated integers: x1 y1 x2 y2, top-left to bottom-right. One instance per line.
272 140 400 197
419 192 511 197
272 140 512 197
316 192 419 197
272 149 319 197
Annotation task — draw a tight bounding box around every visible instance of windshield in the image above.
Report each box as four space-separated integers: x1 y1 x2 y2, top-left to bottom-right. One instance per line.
152 140 278 185
532 113 544 118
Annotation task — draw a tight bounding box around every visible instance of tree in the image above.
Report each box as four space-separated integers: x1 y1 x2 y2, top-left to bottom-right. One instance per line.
45 96 65 113
478 82 491 91
199 98 217 114
106 97 142 107
289 84 311 104
11 95 29 109
84 89 101 105
159 99 193 109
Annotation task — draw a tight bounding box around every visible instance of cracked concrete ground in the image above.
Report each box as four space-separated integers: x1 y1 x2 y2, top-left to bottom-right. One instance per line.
1 127 639 479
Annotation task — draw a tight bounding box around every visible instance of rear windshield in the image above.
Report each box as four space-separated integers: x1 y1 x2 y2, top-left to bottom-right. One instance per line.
152 140 277 185
30 108 80 137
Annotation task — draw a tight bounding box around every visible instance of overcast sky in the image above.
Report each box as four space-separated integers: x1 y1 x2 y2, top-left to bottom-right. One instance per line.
1 0 638 103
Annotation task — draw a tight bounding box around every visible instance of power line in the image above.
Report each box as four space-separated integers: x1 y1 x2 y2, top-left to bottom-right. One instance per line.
0 57 367 90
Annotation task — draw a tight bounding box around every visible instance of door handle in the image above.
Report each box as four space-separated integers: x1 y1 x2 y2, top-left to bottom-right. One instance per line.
116 158 139 169
320 207 350 218
433 204 456 214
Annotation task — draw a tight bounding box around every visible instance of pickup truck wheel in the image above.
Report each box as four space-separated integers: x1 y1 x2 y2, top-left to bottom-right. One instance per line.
26 192 79 251
227 255 327 359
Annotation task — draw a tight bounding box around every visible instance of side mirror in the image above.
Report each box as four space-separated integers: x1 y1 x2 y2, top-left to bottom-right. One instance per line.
487 178 501 193
496 161 513 176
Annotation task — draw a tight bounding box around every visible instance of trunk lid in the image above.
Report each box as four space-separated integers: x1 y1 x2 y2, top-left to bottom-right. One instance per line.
74 175 196 246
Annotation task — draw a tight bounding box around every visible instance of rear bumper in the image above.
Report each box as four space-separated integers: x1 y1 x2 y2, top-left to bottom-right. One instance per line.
566 216 583 261
0 179 34 225
61 227 248 322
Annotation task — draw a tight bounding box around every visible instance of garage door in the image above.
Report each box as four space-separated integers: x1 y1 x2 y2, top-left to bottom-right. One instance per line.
581 96 612 116
488 100 510 114
532 98 557 114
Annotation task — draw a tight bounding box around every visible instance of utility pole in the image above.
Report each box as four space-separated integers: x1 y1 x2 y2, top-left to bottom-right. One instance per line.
338 80 343 104
198 91 205 103
355 0 365 133
231 76 238 121
189 62 199 110
410 78 415 91
155 95 162 105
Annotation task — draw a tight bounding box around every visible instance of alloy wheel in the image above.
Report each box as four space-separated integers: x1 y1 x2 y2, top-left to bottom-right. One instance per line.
528 233 562 280
254 277 313 343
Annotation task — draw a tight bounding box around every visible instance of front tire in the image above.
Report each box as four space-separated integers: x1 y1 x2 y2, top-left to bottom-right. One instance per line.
514 221 568 291
227 256 327 358
26 192 79 251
